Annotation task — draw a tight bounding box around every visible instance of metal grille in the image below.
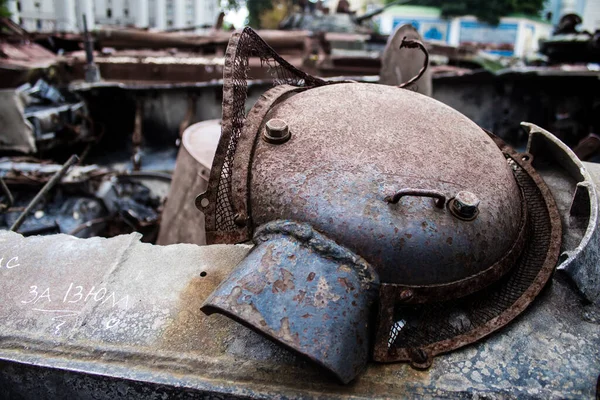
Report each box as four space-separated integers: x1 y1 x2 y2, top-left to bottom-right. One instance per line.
379 155 559 362
213 28 326 235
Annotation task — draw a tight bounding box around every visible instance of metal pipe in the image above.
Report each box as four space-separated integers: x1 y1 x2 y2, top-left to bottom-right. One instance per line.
354 0 412 24
68 216 111 236
10 155 79 233
0 177 14 212
83 13 94 65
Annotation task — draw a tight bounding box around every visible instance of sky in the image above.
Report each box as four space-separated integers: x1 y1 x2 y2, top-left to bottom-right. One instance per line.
224 6 249 29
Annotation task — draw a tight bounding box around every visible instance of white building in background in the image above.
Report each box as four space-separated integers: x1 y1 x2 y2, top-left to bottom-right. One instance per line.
377 5 553 58
6 0 220 33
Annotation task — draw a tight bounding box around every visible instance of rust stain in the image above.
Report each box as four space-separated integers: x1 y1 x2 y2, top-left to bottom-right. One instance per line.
273 268 295 293
276 317 300 347
260 244 275 270
293 290 307 303
238 272 268 295
159 260 240 355
337 277 355 292
307 272 316 282
225 286 268 328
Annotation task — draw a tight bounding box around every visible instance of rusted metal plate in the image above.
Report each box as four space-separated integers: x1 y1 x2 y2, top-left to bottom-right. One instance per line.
201 220 379 383
0 41 57 70
248 83 523 292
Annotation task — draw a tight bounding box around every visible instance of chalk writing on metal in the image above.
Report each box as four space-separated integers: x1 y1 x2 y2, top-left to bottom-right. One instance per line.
21 282 130 334
0 256 20 270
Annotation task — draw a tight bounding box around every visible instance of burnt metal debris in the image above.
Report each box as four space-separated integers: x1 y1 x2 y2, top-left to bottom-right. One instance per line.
0 79 95 154
198 28 563 383
524 122 600 305
540 13 600 64
9 154 79 232
0 157 168 240
0 8 598 394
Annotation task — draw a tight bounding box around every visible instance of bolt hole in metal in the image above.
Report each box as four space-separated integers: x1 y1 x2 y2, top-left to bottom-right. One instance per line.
200 271 207 277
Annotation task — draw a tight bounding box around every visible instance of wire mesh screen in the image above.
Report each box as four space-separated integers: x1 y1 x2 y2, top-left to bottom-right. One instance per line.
381 156 555 357
214 28 326 235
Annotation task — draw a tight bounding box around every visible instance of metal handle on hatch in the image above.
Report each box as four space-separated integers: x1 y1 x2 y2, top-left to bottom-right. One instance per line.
384 189 446 208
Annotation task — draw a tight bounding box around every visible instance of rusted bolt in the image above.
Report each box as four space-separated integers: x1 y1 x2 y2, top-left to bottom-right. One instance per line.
399 289 413 301
408 348 432 369
450 191 480 221
263 119 291 144
412 348 428 363
234 212 247 226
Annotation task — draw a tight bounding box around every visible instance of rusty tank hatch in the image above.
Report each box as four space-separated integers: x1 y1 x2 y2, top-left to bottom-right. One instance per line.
196 28 562 384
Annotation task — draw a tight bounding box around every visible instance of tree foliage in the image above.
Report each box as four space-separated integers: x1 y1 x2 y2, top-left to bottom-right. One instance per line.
247 0 273 28
222 0 292 29
0 0 11 18
386 0 546 25
221 0 274 28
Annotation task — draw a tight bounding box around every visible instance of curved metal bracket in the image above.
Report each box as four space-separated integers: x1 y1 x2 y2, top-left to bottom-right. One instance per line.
523 122 600 304
398 37 429 89
384 188 446 208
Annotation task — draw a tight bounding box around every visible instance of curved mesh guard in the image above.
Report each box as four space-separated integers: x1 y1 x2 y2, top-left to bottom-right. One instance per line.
201 27 327 243
373 153 562 365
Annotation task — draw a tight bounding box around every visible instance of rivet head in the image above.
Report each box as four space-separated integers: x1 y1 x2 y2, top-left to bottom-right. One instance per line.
451 191 480 220
263 119 291 144
234 212 247 226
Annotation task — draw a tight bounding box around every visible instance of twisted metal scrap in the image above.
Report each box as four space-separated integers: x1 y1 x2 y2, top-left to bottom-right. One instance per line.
398 37 430 89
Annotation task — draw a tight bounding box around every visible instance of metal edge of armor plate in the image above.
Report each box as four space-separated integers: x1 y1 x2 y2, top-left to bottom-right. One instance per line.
523 122 600 304
200 220 380 384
